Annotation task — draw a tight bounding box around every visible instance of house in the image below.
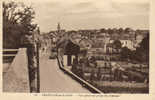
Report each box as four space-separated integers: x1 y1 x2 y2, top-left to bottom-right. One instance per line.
70 32 82 43
111 33 120 40
110 32 136 50
120 39 135 50
96 32 110 41
79 38 93 50
110 39 135 51
106 43 113 54
57 38 80 67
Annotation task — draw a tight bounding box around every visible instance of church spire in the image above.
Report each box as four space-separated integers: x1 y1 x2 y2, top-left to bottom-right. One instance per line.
57 22 61 33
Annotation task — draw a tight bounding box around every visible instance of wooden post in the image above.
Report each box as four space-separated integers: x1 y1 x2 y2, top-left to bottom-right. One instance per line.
36 42 40 92
27 43 36 92
67 55 72 66
27 41 40 93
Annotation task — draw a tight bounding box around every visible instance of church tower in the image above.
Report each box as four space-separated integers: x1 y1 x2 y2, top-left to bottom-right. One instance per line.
57 22 61 33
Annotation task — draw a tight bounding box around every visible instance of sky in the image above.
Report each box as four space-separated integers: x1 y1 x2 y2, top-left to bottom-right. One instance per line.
21 0 149 32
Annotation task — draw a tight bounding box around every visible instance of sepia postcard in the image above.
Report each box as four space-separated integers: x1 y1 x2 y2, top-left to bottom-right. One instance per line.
0 0 155 100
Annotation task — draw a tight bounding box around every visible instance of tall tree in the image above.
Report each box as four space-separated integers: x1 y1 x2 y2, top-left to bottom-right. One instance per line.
120 47 131 61
3 1 37 48
137 33 149 62
124 27 131 33
118 28 124 34
100 28 106 33
107 28 113 35
112 40 122 53
139 33 149 52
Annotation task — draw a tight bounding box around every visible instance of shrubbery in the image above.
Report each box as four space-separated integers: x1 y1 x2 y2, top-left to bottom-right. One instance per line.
3 1 38 48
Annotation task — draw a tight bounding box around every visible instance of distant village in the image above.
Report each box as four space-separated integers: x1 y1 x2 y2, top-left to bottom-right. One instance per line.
40 23 149 64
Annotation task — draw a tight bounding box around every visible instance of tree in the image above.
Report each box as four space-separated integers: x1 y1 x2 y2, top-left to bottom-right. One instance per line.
120 47 131 61
112 40 122 53
135 33 149 62
139 33 149 52
3 1 37 48
136 29 141 34
100 28 106 33
118 28 124 34
124 27 131 33
107 28 113 35
112 28 117 33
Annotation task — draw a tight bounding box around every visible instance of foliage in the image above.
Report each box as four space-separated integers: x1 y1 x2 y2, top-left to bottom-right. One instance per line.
107 28 113 35
120 47 132 61
3 1 37 48
113 40 122 49
124 27 131 33
112 40 122 53
100 28 106 33
121 33 149 63
139 34 149 53
118 28 124 34
135 34 149 63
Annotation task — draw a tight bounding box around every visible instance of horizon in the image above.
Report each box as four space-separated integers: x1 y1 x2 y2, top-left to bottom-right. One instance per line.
42 26 149 33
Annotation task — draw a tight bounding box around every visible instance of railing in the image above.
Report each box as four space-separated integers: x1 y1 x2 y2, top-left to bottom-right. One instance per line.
3 49 19 56
57 56 103 93
3 49 19 63
3 49 19 51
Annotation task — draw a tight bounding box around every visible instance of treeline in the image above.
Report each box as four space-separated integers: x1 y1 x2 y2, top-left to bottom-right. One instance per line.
100 27 145 34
